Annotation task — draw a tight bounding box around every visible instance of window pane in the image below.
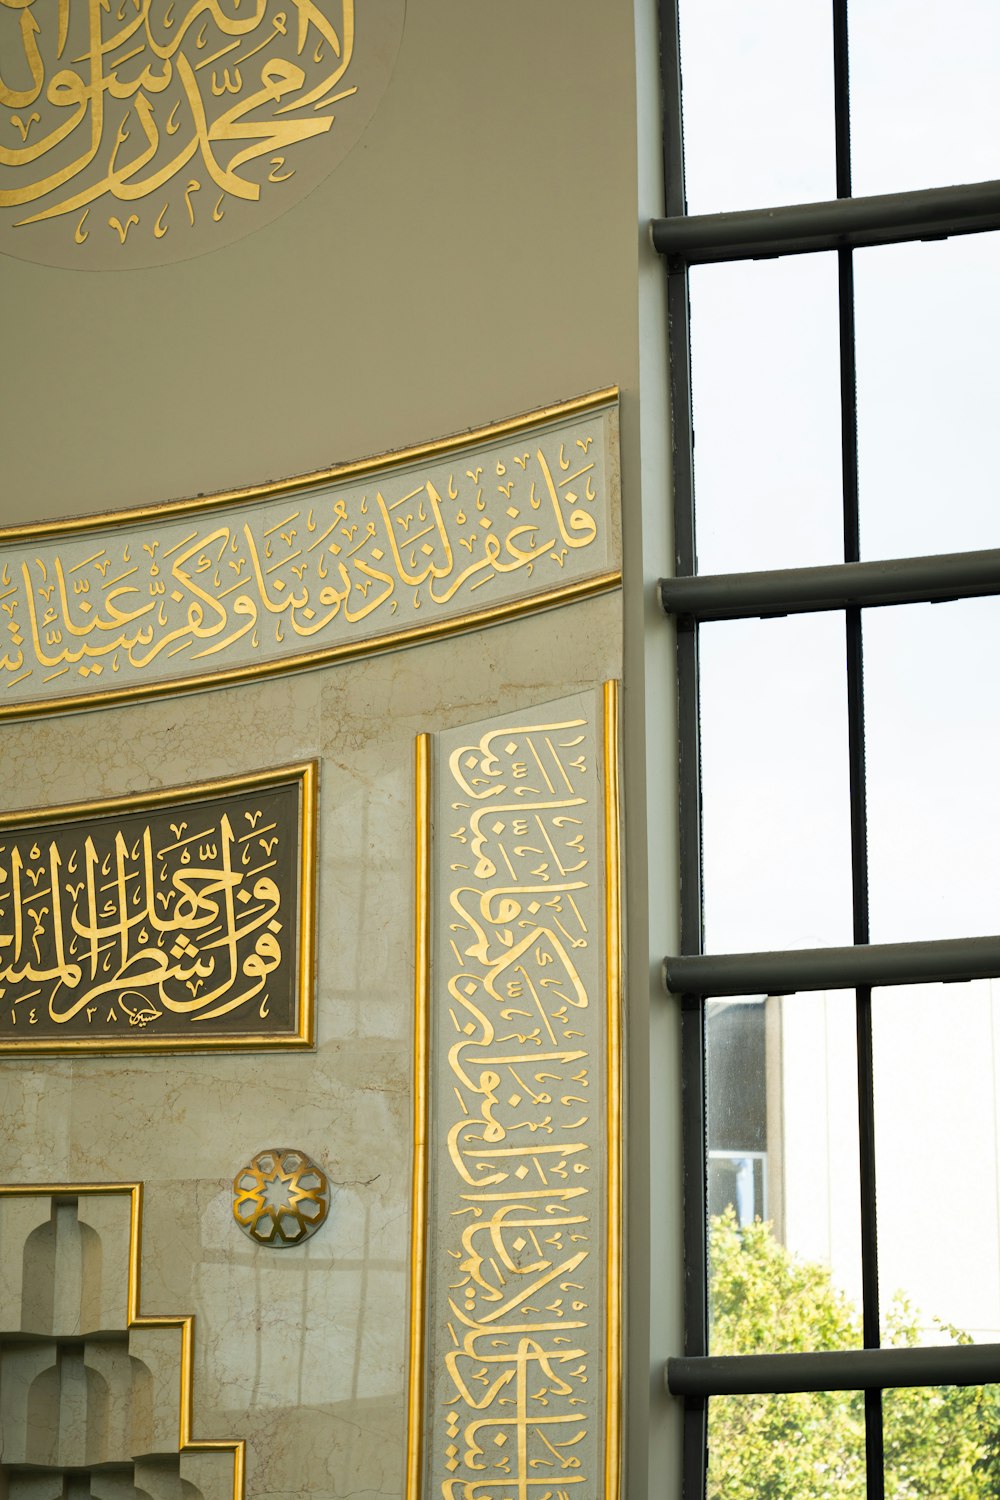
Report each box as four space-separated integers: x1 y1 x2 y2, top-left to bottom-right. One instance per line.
875 982 1000 1347
690 256 844 576
850 0 1000 197
883 1386 1000 1498
856 235 1000 560
679 0 835 214
707 991 863 1354
864 598 1000 943
700 614 853 953
707 1391 865 1498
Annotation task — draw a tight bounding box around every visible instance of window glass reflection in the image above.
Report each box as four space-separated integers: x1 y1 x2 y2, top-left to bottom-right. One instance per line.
882 1386 1000 1497
700 613 853 954
874 981 1000 1348
690 256 843 576
707 990 862 1355
850 0 1000 197
856 235 1000 560
864 598 1000 943
679 0 835 214
707 1390 865 1496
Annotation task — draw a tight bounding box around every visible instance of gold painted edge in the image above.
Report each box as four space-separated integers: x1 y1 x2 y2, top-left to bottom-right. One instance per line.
0 389 619 542
0 758 315 831
405 733 432 1500
0 569 622 724
0 1182 246 1500
297 759 319 1049
0 760 318 1057
603 679 624 1500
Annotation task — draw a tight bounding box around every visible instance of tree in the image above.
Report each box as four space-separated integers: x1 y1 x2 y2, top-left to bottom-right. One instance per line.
707 1210 1000 1499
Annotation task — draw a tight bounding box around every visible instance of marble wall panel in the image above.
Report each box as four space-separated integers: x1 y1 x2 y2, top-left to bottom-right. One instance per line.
0 590 623 1500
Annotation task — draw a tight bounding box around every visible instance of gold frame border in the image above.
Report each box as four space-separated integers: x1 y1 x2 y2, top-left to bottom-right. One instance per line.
405 733 432 1500
0 761 317 1057
603 678 623 1500
404 684 623 1499
0 390 620 723
0 1182 245 1500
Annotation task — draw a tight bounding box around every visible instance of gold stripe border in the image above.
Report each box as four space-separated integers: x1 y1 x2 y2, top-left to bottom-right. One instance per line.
404 683 624 1498
0 389 620 723
0 1182 245 1500
405 734 432 1500
603 678 624 1500
0 761 317 1057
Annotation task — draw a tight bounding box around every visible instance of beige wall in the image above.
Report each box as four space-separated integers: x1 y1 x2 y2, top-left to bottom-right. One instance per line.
0 4 678 1497
1 2 642 525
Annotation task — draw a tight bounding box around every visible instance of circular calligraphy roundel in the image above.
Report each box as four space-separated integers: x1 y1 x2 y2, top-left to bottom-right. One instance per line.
0 0 404 270
233 1146 330 1246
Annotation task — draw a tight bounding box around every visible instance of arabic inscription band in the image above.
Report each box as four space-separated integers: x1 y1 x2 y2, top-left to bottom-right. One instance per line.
0 761 316 1054
0 390 620 720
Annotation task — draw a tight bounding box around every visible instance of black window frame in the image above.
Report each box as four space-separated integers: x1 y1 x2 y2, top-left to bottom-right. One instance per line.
653 2 1000 1497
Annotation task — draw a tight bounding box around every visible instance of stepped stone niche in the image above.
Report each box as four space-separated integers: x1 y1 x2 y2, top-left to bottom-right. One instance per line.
0 1190 238 1500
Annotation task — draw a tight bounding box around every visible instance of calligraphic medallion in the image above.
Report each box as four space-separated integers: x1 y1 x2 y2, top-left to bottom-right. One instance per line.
0 0 405 270
0 761 316 1054
0 390 620 720
233 1146 330 1245
406 684 623 1500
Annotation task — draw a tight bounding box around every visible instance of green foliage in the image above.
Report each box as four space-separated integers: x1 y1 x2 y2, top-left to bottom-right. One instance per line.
706 1210 1000 1500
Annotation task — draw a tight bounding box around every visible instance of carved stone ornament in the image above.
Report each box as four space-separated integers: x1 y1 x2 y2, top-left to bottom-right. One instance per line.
0 1185 243 1500
233 1147 330 1246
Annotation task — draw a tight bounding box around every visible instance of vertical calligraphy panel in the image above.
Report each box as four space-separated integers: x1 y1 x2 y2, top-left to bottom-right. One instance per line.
409 685 622 1500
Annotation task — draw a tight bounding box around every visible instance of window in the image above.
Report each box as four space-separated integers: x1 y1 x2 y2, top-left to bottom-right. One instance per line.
654 2 1000 1496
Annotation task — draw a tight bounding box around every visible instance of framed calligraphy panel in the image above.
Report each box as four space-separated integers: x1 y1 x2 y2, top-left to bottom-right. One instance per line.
0 761 316 1054
407 685 623 1500
0 391 620 721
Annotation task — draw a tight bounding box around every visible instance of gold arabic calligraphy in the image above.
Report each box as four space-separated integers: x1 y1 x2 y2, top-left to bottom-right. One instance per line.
0 428 604 708
0 0 358 258
438 712 599 1500
0 775 303 1045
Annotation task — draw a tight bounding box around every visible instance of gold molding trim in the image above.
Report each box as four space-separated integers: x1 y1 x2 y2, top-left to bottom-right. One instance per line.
603 678 623 1500
0 761 317 1056
405 732 432 1500
0 1182 245 1500
0 390 621 722
405 683 623 1499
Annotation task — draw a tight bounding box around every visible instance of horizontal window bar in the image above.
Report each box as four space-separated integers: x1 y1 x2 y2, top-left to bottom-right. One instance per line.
666 1343 1000 1397
659 548 1000 621
651 179 1000 265
663 935 1000 998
